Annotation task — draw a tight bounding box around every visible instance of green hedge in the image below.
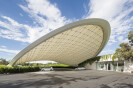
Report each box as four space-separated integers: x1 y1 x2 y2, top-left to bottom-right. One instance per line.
42 64 76 68
51 66 76 68
0 65 40 74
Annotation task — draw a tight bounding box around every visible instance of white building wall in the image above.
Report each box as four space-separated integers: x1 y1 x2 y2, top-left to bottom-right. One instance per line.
84 54 133 73
124 60 133 73
84 63 96 70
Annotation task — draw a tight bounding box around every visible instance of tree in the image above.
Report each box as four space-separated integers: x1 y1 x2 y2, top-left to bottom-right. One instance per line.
0 58 9 65
114 31 133 61
128 31 133 47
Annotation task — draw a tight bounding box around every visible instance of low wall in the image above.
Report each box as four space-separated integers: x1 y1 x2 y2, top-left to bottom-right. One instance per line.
84 63 96 70
84 60 133 73
124 60 133 73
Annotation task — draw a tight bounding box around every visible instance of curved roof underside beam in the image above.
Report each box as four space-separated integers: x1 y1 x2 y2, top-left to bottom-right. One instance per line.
8 18 111 66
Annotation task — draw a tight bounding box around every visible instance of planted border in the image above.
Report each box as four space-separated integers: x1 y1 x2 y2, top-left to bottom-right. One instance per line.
0 65 39 74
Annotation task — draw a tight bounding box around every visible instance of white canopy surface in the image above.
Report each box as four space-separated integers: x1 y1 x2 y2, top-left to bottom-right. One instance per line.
9 18 110 66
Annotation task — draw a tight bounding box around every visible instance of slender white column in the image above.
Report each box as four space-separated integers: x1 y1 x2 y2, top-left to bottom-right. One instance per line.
107 63 108 70
117 62 118 71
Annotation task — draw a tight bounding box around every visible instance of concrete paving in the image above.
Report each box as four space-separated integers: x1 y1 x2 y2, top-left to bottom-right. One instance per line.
0 70 133 88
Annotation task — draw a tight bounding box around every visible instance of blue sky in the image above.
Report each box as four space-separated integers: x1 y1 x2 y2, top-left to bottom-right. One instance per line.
0 0 133 61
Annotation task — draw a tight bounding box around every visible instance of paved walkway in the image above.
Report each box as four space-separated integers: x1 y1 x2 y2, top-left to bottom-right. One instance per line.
0 70 133 88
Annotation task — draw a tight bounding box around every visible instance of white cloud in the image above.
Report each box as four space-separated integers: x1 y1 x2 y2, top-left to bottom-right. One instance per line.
0 0 70 43
0 48 20 54
0 45 6 48
0 16 30 42
18 0 70 43
118 36 124 41
0 46 21 55
19 13 23 17
99 50 115 55
117 36 129 43
85 0 133 45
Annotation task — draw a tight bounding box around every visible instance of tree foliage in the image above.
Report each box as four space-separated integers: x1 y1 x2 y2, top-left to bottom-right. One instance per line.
128 31 133 46
0 58 9 65
78 56 101 67
128 31 133 40
114 31 133 61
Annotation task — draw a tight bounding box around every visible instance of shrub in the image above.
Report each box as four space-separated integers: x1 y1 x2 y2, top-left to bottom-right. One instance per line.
0 65 40 74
